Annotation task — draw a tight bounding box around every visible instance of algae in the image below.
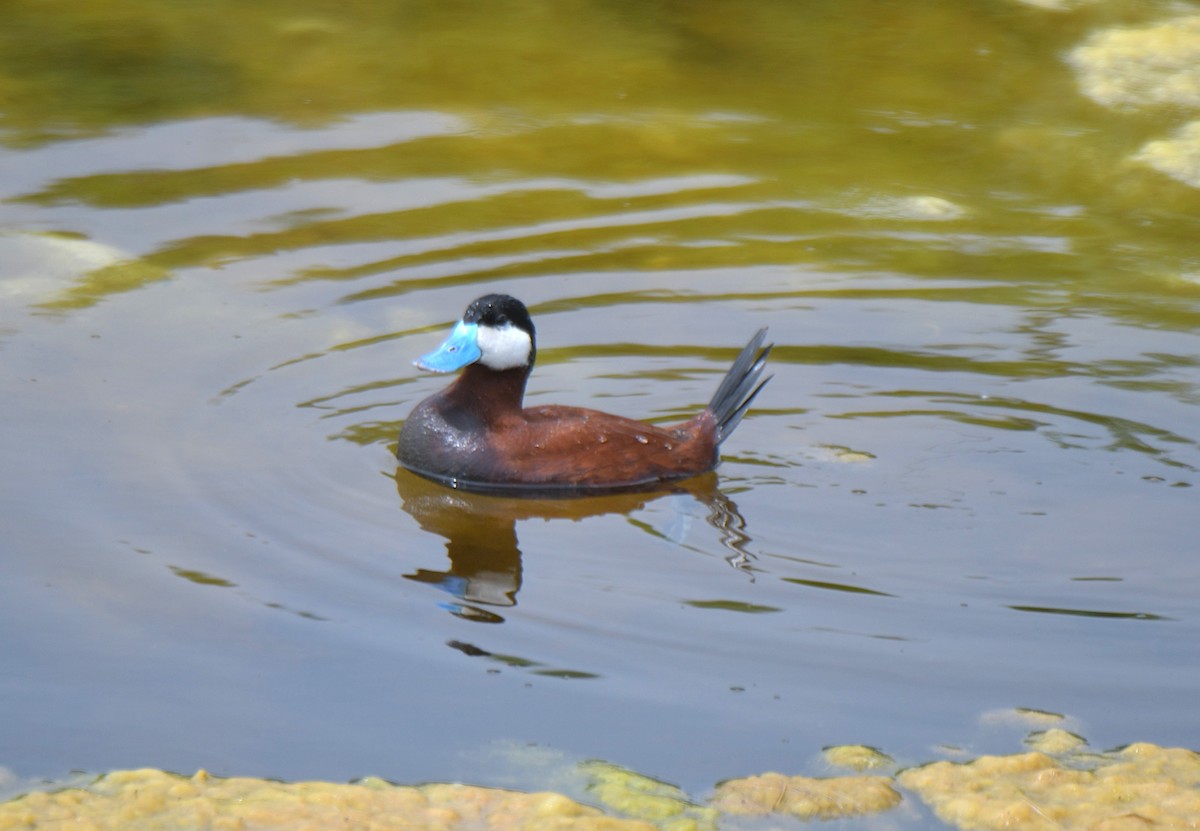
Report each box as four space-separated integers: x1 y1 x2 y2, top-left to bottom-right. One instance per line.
1069 16 1200 111
0 769 657 831
1067 15 1200 192
1135 120 1200 189
1024 728 1087 755
578 762 716 831
899 742 1200 831
4 723 1200 831
822 744 895 772
710 771 902 820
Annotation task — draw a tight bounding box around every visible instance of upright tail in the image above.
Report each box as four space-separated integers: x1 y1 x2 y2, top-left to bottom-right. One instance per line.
708 327 772 445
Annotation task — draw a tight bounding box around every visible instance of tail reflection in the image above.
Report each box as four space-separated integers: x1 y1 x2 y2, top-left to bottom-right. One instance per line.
394 468 756 622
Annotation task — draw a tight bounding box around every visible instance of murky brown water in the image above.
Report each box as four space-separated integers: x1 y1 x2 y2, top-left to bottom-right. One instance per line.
2 1 1198 827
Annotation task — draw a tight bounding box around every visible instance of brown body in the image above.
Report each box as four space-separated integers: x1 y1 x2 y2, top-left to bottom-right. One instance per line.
396 294 770 497
398 363 719 493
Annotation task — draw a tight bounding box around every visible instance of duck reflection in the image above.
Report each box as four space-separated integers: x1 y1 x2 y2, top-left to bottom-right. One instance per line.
394 468 755 623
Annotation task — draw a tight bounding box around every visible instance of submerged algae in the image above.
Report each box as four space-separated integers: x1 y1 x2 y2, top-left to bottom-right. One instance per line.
1068 14 1200 192
1024 728 1088 755
1135 121 1200 189
579 761 716 831
1069 15 1200 112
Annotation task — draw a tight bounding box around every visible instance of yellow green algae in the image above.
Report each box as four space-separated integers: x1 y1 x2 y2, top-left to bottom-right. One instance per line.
1024 728 1088 755
0 769 657 831
0 232 164 310
898 743 1200 831
4 718 1200 831
1068 14 1200 191
710 772 902 820
36 258 171 312
578 762 716 831
1068 16 1200 111
6 0 1200 313
822 744 895 772
1135 121 1200 190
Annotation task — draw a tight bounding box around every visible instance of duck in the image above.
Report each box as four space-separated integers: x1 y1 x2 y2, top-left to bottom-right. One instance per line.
397 294 771 495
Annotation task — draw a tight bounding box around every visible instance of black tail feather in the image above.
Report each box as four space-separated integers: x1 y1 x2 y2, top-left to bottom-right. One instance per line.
708 327 772 445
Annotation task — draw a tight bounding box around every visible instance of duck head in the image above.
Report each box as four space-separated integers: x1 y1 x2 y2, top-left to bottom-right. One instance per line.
415 294 537 373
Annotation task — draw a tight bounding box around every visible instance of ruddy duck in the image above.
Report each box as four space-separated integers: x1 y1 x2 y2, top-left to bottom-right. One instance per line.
397 294 771 495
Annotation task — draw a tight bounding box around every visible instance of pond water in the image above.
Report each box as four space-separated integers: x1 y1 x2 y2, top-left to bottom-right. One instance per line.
2 0 1199 826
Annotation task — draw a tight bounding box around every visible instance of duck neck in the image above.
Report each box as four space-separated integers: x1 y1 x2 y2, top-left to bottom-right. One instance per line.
445 363 530 424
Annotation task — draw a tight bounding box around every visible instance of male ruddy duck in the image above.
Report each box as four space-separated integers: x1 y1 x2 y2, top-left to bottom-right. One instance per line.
397 294 771 495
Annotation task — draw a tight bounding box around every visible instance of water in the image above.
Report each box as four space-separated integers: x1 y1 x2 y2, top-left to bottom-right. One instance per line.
1 0 1199 824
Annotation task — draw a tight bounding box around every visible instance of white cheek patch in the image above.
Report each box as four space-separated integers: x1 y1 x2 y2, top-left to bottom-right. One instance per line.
476 323 532 370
